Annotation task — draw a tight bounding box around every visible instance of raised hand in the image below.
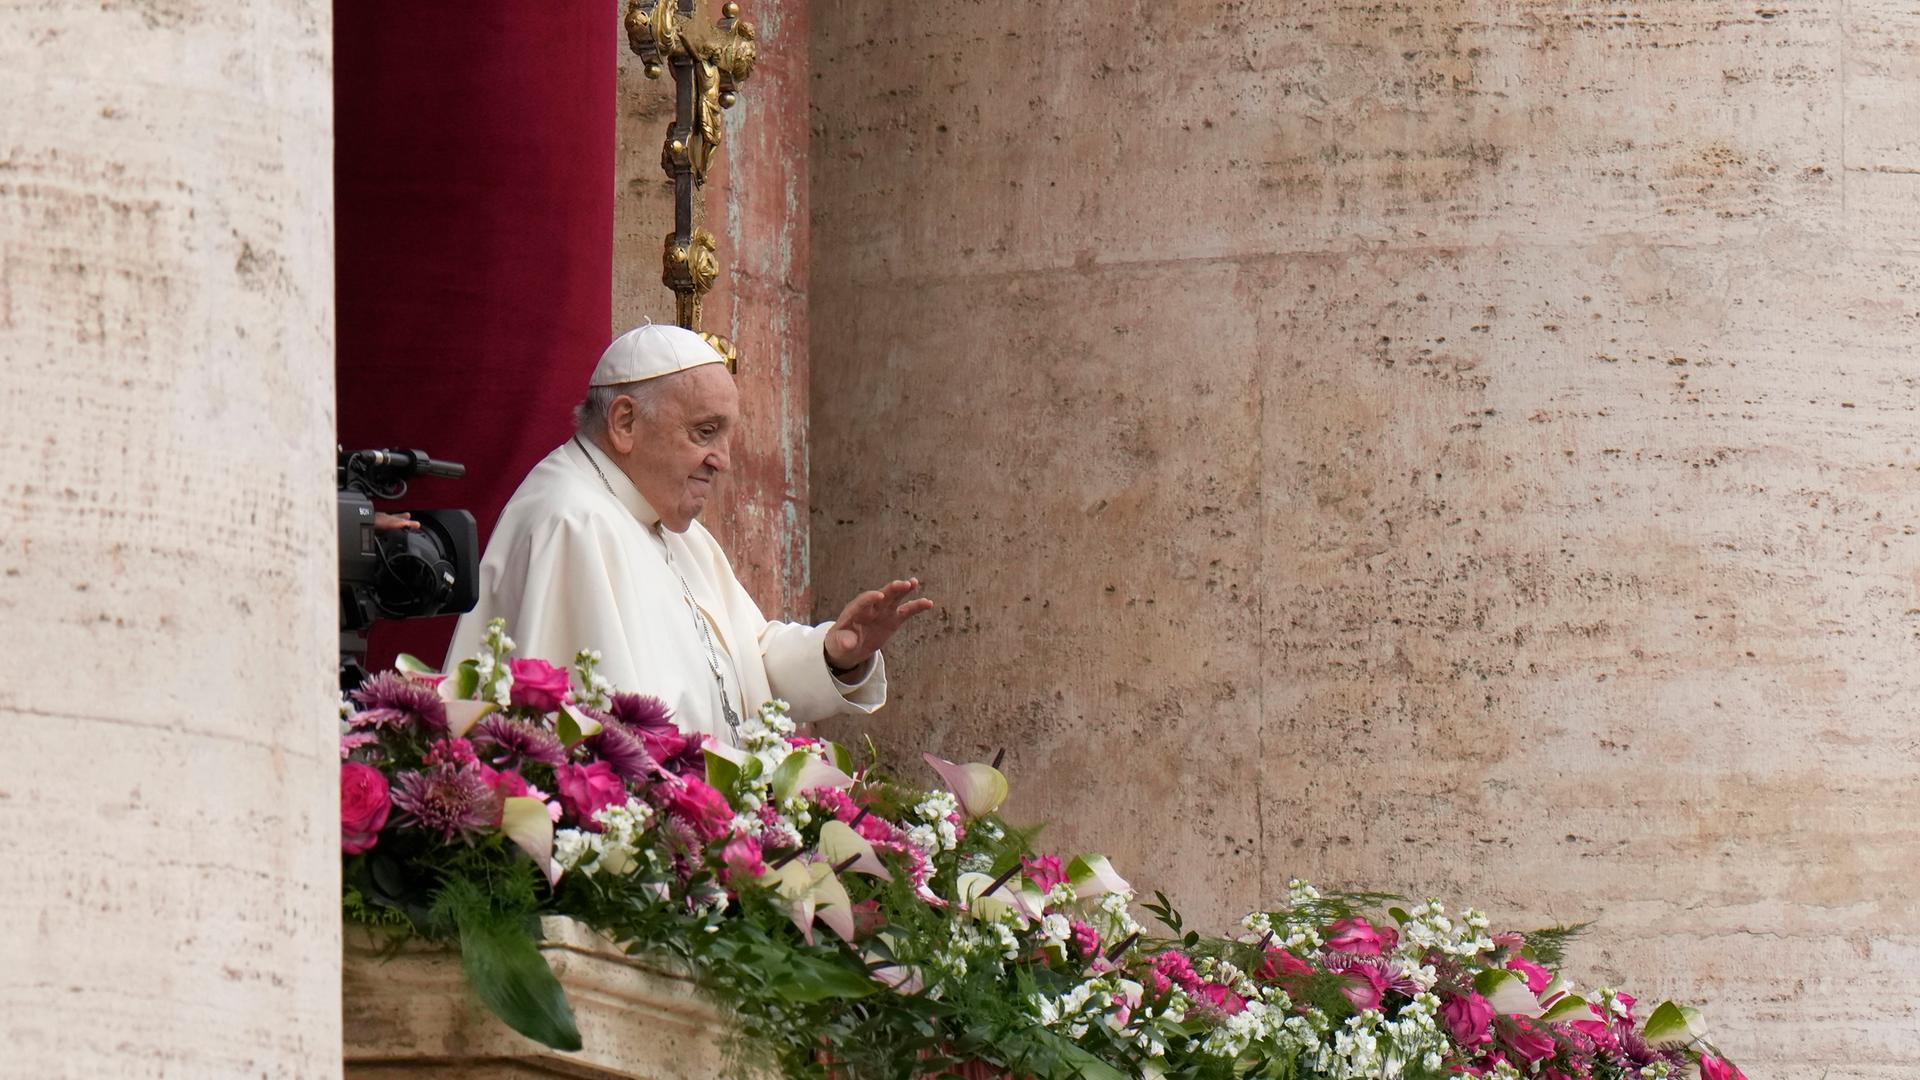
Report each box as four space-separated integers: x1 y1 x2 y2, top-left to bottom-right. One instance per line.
825 577 935 672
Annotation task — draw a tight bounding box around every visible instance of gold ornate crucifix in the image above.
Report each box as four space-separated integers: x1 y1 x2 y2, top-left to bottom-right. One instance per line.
625 0 757 372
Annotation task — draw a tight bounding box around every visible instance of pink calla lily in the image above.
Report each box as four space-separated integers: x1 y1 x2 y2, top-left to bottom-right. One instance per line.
767 859 857 946
819 820 893 880
922 753 1008 819
500 795 559 885
771 751 856 802
1068 854 1131 899
955 871 1036 927
442 700 495 739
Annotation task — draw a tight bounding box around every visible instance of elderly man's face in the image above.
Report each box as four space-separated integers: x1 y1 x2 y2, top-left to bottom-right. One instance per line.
608 364 739 532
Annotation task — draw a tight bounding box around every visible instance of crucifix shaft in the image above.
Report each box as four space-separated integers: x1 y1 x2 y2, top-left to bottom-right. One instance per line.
626 0 757 370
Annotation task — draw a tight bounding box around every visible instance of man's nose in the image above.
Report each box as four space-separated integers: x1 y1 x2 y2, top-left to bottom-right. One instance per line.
707 438 731 474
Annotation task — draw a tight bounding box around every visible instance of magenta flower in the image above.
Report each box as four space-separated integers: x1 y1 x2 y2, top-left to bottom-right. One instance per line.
1022 854 1067 893
1193 981 1248 1017
1506 955 1553 994
348 671 447 733
1337 964 1388 1012
1146 951 1202 997
1700 1056 1748 1080
554 761 627 829
506 657 572 711
1257 947 1315 986
340 763 391 854
478 764 532 800
583 718 663 782
1442 992 1495 1048
390 765 501 842
808 785 857 819
1499 1016 1558 1064
608 692 675 732
1325 916 1397 956
721 834 766 882
339 732 378 758
1058 920 1095 963
424 737 479 767
473 716 567 767
665 775 734 841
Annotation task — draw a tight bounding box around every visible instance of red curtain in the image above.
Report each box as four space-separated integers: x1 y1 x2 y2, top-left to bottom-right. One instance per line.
335 3 614 671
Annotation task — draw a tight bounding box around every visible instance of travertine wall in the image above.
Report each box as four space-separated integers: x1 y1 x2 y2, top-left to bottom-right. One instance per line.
809 3 1920 1074
0 3 340 1076
616 0 813 618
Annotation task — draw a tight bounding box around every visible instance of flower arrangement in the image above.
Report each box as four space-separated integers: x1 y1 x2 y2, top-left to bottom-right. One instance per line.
340 619 1749 1080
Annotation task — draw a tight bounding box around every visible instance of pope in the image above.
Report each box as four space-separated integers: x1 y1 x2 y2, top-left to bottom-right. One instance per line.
447 323 934 744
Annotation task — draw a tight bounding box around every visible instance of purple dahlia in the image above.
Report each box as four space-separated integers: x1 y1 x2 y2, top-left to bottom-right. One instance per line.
472 716 567 767
347 672 447 733
389 765 501 843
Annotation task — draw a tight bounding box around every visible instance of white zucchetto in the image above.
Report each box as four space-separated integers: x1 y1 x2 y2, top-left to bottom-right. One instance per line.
589 323 727 387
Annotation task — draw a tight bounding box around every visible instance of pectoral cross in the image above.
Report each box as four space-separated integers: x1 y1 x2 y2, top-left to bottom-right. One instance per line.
626 0 756 370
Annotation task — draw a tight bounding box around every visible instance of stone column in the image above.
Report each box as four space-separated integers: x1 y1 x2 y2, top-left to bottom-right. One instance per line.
0 3 339 1076
809 3 1920 1075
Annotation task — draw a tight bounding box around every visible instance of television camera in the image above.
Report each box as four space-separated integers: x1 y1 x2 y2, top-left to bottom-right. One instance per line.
338 447 479 690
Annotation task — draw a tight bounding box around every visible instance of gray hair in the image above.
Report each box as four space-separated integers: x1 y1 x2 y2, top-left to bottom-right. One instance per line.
574 379 668 439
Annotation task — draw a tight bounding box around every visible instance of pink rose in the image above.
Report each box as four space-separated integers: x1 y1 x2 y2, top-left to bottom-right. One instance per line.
341 762 391 854
1257 947 1315 986
667 776 734 840
507 657 572 712
1506 956 1553 994
1500 1016 1557 1064
1325 916 1398 956
1700 1057 1747 1080
1441 992 1495 1048
554 761 626 829
1193 982 1248 1016
721 833 766 882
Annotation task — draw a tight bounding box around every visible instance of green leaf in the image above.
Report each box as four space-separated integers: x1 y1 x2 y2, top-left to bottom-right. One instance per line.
1387 906 1411 926
455 912 581 1051
1026 1026 1129 1080
773 952 881 1003
827 740 856 774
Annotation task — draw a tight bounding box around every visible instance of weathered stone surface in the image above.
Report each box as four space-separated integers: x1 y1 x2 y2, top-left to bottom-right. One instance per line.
0 1 338 1076
616 0 813 618
810 2 1920 1075
345 919 739 1079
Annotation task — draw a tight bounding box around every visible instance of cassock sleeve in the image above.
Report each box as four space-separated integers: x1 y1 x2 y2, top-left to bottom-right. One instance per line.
698 535 889 725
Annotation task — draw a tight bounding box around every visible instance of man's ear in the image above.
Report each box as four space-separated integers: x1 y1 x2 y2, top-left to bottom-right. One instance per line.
607 395 637 455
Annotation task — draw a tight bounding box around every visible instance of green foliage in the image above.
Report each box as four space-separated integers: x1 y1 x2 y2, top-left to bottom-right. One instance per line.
435 873 582 1052
1521 921 1592 969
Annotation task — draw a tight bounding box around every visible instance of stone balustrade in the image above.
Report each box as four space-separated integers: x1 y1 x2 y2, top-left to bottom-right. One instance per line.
344 918 741 1079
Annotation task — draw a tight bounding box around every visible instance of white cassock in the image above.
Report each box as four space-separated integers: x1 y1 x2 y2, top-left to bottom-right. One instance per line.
446 436 886 744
